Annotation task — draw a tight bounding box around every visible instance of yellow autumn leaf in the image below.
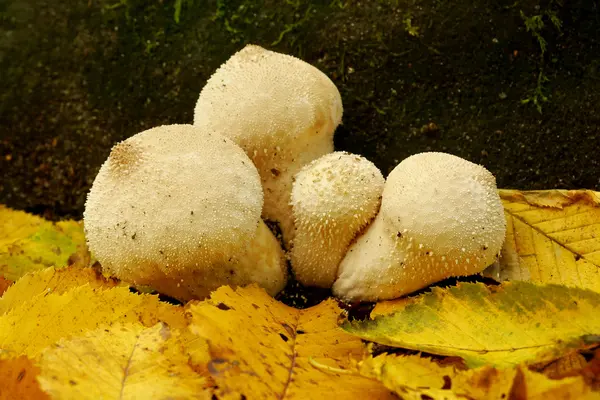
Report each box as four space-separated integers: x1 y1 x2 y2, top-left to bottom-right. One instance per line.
188 285 395 399
0 266 119 315
529 346 600 390
532 351 589 379
38 323 209 400
370 296 412 318
0 356 49 400
483 190 600 292
358 354 462 400
0 206 88 281
0 283 186 357
513 367 600 400
344 281 600 368
358 353 598 400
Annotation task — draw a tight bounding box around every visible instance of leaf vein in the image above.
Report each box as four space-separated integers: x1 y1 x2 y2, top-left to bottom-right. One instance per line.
506 209 599 268
278 313 300 400
119 332 140 400
536 220 600 234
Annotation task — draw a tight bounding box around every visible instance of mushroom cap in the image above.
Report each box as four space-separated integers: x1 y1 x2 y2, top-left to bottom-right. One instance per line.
83 124 265 299
236 220 288 295
291 152 384 225
382 152 505 267
333 152 506 302
194 44 342 154
290 152 384 287
194 44 342 245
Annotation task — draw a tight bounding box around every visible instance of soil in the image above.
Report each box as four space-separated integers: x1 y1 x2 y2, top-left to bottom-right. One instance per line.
2 0 600 220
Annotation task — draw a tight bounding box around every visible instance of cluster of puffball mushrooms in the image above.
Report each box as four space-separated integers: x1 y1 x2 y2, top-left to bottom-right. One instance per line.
84 45 507 303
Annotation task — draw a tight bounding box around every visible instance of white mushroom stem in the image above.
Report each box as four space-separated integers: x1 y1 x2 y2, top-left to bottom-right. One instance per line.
257 130 335 246
290 152 384 288
333 152 506 302
170 219 287 300
236 220 288 296
333 214 407 301
194 45 343 247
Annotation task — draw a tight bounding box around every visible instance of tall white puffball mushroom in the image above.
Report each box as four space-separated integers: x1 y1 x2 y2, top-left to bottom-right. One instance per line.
333 152 506 302
290 152 384 288
84 124 287 301
194 45 343 247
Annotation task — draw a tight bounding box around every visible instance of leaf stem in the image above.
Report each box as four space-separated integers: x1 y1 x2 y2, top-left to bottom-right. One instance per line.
308 357 357 375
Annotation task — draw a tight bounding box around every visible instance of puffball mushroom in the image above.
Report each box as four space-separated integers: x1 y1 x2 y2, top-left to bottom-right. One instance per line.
290 152 384 288
333 152 506 302
84 124 287 301
194 44 343 247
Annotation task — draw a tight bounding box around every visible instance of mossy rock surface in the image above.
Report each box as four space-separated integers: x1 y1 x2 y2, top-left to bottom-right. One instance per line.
1 0 599 219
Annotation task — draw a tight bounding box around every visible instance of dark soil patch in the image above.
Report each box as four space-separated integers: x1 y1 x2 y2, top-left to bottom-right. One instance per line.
1 0 599 219
1 0 599 304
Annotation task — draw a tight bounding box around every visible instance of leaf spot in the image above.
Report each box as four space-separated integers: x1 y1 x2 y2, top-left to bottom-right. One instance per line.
281 323 294 337
207 358 239 375
442 375 452 389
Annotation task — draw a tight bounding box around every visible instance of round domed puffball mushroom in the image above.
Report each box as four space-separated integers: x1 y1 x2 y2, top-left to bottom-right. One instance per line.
290 152 384 288
84 124 287 301
194 45 343 247
332 152 506 302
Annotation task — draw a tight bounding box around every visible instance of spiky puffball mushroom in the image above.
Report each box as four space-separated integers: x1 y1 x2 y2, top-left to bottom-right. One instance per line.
194 45 343 247
289 152 384 288
332 152 506 302
83 124 287 301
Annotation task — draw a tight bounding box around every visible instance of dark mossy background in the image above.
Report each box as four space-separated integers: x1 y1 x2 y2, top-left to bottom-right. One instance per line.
1 0 599 220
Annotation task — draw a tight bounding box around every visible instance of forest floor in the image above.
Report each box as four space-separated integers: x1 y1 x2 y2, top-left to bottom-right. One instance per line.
1 0 600 220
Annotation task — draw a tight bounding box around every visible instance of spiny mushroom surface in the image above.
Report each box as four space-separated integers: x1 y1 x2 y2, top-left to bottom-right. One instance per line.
333 152 506 302
290 152 384 288
194 44 343 247
84 124 287 301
